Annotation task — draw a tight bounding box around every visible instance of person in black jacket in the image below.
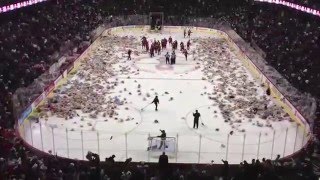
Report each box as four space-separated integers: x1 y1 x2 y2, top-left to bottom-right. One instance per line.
158 152 169 180
152 96 159 111
127 49 132 60
221 159 229 180
193 110 201 129
158 152 168 169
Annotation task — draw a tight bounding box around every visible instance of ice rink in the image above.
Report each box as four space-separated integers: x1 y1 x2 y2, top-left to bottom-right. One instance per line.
20 26 310 164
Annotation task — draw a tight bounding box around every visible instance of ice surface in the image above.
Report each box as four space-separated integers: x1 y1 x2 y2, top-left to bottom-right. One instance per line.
21 27 309 164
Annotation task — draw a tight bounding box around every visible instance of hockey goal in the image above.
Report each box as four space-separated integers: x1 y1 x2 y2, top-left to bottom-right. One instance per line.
149 12 164 32
147 136 177 157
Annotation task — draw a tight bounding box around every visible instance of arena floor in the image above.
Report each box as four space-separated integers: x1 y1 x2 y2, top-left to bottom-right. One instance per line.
21 26 308 164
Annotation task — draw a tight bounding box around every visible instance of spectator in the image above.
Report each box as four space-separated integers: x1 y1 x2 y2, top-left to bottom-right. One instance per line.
105 154 116 164
158 152 169 170
222 159 229 180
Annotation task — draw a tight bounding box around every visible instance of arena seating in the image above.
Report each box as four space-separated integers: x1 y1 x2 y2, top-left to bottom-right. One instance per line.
0 0 319 179
251 5 320 99
0 0 104 127
228 4 320 138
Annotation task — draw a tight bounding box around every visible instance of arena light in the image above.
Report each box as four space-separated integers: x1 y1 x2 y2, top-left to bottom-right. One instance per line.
254 0 320 17
0 0 48 14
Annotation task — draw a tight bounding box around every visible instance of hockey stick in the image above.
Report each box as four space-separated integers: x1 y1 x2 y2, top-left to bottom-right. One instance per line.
141 102 152 111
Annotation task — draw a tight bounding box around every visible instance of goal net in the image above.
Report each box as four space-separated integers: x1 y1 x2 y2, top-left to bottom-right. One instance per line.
147 136 176 157
149 12 164 32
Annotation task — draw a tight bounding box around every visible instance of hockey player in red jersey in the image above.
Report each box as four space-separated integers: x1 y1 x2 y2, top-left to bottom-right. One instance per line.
168 36 172 45
154 41 159 55
146 41 149 51
150 45 155 57
188 29 192 38
157 41 161 55
153 42 157 55
161 38 167 49
187 40 191 50
141 36 147 49
172 40 178 50
180 42 184 51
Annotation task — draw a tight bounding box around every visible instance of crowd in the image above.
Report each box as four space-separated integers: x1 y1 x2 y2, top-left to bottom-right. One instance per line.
0 0 320 179
0 0 105 127
249 5 320 99
218 4 320 124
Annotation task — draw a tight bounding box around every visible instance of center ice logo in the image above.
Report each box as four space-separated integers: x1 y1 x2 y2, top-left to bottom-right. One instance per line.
133 54 199 74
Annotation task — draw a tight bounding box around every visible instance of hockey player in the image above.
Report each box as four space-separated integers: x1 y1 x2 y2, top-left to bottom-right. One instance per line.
150 44 155 57
157 40 161 55
156 41 160 55
188 29 192 38
183 49 188 61
146 41 149 51
187 40 191 50
180 42 184 51
193 110 201 129
141 36 147 49
168 36 172 45
183 29 186 38
161 38 167 49
127 49 132 60
161 39 165 49
171 51 176 65
152 96 159 111
165 52 170 64
153 42 158 55
172 40 178 50
157 129 167 149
